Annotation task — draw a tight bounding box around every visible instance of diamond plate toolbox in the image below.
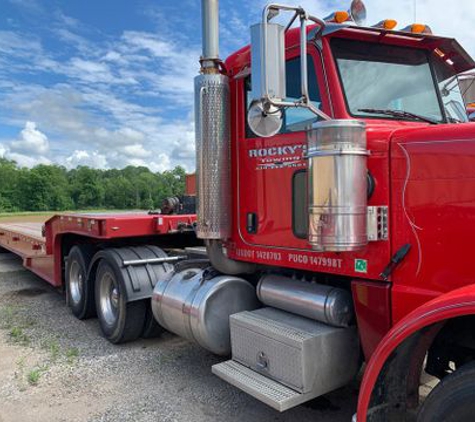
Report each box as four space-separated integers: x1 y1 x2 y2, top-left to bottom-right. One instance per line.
230 307 360 395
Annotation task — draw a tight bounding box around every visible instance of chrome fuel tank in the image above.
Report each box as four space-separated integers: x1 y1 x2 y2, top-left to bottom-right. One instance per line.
151 268 259 355
257 274 354 327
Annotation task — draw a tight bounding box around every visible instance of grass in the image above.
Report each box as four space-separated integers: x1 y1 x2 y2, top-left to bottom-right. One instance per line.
0 305 17 329
9 326 30 346
27 368 42 385
0 211 56 218
1 305 35 347
65 347 80 364
48 339 60 362
0 303 82 389
0 209 134 224
0 305 36 331
27 365 49 386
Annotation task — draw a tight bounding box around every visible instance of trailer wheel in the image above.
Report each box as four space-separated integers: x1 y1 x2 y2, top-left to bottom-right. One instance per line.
418 361 475 422
66 246 95 319
95 259 146 344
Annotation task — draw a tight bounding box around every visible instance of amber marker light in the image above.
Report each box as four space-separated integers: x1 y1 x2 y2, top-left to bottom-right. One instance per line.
324 11 350 23
403 23 433 34
334 11 350 23
373 19 398 30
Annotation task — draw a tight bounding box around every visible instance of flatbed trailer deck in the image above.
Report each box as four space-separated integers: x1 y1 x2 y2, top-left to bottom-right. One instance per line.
0 212 197 287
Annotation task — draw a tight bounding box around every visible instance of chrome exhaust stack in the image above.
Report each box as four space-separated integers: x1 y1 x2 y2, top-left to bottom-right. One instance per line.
196 1 255 274
195 0 231 241
200 0 219 71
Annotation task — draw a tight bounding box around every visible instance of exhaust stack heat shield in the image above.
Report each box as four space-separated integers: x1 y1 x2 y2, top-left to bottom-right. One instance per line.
195 73 231 240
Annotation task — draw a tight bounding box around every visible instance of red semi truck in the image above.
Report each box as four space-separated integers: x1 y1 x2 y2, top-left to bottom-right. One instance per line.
1 1 475 421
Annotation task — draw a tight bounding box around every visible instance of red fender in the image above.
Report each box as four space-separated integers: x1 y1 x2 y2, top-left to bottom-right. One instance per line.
357 284 475 421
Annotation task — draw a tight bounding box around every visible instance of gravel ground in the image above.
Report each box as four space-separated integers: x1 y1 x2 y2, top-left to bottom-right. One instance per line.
0 251 359 422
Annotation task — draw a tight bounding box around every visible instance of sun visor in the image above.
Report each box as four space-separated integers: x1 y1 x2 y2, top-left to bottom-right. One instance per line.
318 25 475 74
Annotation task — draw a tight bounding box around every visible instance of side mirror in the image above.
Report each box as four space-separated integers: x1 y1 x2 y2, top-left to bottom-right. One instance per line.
248 5 331 138
248 22 286 137
250 22 286 105
469 111 475 122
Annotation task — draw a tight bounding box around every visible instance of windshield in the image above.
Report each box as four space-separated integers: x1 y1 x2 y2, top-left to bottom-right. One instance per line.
332 38 445 123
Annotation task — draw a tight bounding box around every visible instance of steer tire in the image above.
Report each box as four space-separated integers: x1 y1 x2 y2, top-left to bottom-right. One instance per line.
95 259 146 344
418 361 475 422
65 246 95 320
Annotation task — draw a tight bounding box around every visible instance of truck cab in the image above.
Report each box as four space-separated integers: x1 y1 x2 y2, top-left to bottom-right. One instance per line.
222 10 475 320
197 5 475 421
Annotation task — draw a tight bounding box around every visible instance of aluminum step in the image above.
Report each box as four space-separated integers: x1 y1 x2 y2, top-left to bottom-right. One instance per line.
212 360 319 412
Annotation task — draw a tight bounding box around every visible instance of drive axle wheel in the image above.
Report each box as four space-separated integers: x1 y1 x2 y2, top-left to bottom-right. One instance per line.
66 246 95 319
418 361 475 422
95 259 146 344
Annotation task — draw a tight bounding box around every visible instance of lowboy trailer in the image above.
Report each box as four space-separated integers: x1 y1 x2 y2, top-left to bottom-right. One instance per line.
0 212 200 341
2 0 475 421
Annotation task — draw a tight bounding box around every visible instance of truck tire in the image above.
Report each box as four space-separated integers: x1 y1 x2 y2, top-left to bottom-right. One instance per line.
141 304 165 339
66 246 95 320
417 361 475 422
95 259 146 344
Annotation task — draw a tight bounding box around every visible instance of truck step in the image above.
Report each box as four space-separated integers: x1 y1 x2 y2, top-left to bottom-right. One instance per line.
212 360 318 412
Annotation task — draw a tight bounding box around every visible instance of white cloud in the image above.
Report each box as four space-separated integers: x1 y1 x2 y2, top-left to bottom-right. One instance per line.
0 31 42 57
121 144 151 158
128 153 171 173
10 121 49 154
0 122 51 167
7 152 51 167
66 150 108 169
118 31 199 99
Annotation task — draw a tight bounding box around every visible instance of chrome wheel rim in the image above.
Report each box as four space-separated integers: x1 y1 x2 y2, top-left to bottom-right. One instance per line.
69 260 83 305
99 272 120 326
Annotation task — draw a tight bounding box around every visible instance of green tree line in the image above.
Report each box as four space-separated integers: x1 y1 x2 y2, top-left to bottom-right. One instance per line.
0 158 186 212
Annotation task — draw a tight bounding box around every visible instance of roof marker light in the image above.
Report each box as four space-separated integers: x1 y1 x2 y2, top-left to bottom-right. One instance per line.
373 19 398 30
403 23 433 34
324 11 350 23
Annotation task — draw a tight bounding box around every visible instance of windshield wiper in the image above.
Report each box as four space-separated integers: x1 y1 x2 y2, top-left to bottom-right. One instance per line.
358 108 439 125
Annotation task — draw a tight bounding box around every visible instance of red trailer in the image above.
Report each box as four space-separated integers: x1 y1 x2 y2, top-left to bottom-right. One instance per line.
2 1 475 421
0 212 198 341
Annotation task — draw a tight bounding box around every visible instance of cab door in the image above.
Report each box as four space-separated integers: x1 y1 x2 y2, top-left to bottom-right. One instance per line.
236 45 332 249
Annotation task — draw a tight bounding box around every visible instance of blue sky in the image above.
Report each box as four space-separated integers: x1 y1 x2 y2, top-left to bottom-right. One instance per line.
0 0 474 171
